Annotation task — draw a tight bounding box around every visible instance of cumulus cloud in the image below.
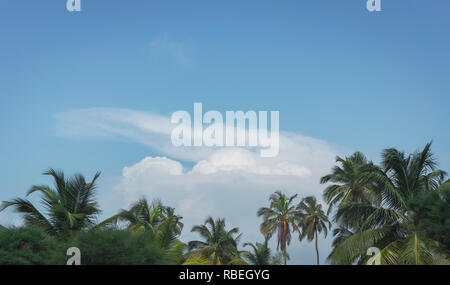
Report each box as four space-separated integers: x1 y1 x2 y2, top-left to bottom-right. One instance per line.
191 148 311 177
56 107 338 264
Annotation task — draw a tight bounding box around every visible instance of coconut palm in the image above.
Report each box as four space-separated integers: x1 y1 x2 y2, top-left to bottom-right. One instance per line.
257 191 300 265
320 152 380 217
0 168 101 240
96 198 186 264
97 198 183 234
188 217 241 265
97 198 164 232
297 196 331 265
242 238 283 265
327 142 448 264
331 226 354 248
157 207 184 248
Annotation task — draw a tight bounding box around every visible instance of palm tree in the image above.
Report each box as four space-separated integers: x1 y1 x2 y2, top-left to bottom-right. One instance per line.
188 217 241 265
331 226 354 248
242 238 283 265
320 152 380 218
97 198 186 264
98 198 165 232
157 207 184 248
0 168 101 239
97 198 184 236
328 142 448 264
257 191 300 265
320 152 384 262
297 196 331 265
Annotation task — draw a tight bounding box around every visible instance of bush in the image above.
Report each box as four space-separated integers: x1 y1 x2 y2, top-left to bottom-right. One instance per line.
71 230 168 265
0 227 65 265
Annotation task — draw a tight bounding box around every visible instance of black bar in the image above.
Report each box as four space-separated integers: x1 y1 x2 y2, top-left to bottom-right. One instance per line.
0 265 447 283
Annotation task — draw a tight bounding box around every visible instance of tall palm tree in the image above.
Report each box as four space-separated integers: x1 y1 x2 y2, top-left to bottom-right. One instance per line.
0 168 101 239
188 217 241 265
297 196 331 265
257 191 300 265
328 143 448 265
320 152 380 218
242 238 283 265
320 152 382 260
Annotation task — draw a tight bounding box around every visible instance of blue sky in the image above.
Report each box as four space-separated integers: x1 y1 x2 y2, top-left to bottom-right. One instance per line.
1 0 449 264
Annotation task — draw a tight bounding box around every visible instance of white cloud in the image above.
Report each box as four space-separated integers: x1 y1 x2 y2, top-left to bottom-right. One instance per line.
113 151 335 264
123 156 184 177
191 148 311 177
55 107 172 137
55 107 214 162
56 107 338 264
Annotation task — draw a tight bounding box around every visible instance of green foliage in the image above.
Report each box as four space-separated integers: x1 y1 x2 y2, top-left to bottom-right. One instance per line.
0 152 448 266
257 191 300 265
97 198 186 264
297 196 331 265
0 227 65 265
242 239 283 265
71 229 168 265
408 184 450 254
325 142 449 265
188 217 241 265
0 169 101 240
320 152 380 216
97 198 182 234
183 252 214 265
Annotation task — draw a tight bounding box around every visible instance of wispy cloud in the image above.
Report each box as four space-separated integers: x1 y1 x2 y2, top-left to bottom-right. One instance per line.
149 35 194 68
55 107 337 171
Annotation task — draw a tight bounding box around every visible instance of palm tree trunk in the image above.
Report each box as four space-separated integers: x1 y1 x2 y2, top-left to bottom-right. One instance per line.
283 220 287 265
315 231 319 265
